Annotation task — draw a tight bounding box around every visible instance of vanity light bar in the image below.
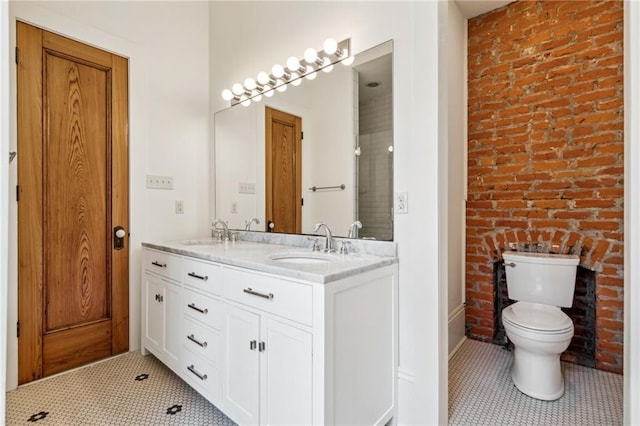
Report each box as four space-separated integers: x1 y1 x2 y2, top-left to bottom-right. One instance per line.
221 38 353 107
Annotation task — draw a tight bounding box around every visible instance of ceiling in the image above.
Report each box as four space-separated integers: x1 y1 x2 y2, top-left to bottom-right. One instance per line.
455 0 513 19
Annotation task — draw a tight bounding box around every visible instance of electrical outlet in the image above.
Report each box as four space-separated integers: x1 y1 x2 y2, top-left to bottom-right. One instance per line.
175 200 184 214
395 192 408 214
146 175 173 190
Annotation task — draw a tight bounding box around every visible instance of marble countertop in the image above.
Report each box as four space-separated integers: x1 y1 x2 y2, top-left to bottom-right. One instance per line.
142 238 398 284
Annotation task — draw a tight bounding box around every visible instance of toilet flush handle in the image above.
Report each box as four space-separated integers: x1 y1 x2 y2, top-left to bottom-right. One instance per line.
505 262 516 267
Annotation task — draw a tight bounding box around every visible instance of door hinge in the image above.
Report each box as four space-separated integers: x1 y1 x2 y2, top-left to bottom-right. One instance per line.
301 131 304 140
16 185 19 202
16 321 20 338
301 197 304 206
15 47 18 65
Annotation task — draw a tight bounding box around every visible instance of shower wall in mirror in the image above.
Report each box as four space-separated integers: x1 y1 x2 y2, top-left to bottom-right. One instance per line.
214 40 393 239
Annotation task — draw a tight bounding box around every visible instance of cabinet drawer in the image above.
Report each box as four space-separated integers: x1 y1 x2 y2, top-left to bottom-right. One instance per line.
181 350 221 404
180 257 222 295
184 286 222 330
222 268 312 326
143 249 180 281
183 317 220 365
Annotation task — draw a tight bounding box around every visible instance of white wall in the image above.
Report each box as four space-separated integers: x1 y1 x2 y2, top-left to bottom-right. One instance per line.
210 2 445 424
6 1 210 391
446 1 467 356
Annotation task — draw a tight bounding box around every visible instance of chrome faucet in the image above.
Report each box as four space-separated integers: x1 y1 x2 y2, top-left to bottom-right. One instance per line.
313 222 335 252
211 219 230 240
347 220 362 238
244 218 260 231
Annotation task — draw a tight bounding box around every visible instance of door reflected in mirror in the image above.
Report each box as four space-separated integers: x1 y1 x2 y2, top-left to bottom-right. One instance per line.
214 40 393 240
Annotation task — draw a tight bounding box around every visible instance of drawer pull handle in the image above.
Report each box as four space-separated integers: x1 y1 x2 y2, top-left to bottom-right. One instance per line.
155 294 163 302
250 340 257 350
188 303 208 314
187 365 207 381
188 272 208 281
187 334 208 348
151 261 166 268
243 288 274 300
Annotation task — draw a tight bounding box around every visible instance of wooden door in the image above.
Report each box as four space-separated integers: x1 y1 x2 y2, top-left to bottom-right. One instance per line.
265 107 302 233
17 22 129 384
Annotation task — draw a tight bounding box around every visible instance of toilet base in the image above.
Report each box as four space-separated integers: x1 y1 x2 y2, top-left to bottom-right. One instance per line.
511 345 565 401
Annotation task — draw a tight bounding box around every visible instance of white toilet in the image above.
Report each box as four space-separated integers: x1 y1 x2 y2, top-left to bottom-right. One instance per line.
501 251 580 400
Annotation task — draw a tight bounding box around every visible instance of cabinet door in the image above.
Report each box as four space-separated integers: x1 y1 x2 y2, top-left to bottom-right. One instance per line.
163 279 182 368
144 273 164 352
260 317 312 426
223 304 260 425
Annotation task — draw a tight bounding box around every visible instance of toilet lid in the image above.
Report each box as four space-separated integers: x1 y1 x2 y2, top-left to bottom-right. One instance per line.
503 302 573 333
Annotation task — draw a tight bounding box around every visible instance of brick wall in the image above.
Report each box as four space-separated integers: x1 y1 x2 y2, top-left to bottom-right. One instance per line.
466 0 624 373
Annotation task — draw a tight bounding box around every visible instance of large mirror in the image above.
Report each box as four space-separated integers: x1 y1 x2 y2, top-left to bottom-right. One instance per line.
214 40 393 240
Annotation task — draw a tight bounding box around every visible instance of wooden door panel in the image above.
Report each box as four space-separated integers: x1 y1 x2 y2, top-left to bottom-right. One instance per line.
265 107 302 234
17 21 129 384
44 52 110 331
43 320 112 376
16 21 44 384
271 120 296 233
110 54 129 354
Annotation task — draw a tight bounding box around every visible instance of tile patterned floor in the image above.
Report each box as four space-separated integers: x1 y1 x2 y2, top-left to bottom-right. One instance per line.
6 352 236 425
449 339 624 425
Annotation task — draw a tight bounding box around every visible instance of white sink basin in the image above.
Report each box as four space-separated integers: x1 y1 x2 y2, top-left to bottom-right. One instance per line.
269 252 336 264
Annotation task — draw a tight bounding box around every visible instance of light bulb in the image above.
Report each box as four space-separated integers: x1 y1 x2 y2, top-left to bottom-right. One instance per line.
304 47 318 64
232 83 244 96
240 95 251 107
388 145 394 153
305 66 317 80
221 89 234 101
342 56 355 66
275 79 287 92
244 77 257 90
272 64 285 78
264 87 274 98
323 38 338 55
290 72 301 86
286 56 301 72
257 71 271 85
253 93 262 103
321 57 334 73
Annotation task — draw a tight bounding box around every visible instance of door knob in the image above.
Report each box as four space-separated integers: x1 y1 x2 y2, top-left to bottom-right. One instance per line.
114 226 126 250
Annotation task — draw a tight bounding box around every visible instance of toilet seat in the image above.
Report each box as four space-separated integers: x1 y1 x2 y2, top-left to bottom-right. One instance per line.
503 302 573 334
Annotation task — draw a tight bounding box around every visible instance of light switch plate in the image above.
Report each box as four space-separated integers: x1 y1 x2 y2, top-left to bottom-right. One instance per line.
239 182 255 194
175 200 184 214
146 175 173 190
395 192 408 214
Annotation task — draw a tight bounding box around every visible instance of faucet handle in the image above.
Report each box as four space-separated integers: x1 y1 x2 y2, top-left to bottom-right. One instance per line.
307 237 321 252
339 241 352 255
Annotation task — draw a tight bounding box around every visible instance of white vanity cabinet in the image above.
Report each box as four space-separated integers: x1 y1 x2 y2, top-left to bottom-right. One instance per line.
221 267 314 425
141 245 398 426
180 257 224 404
142 251 183 370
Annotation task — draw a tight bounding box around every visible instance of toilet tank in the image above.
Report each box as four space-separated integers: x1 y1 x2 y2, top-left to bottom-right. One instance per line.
502 251 580 308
